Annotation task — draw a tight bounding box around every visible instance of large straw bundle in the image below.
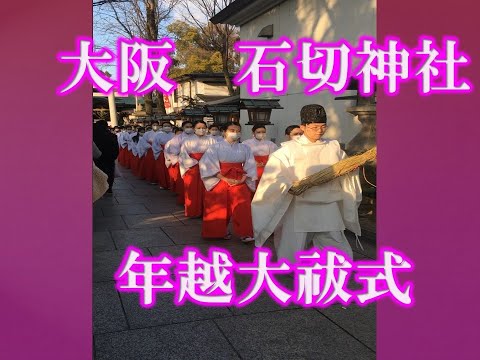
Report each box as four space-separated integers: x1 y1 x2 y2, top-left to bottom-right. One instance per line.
288 146 377 196
93 162 109 202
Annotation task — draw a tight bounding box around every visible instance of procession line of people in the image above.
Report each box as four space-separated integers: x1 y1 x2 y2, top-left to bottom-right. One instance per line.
109 103 362 263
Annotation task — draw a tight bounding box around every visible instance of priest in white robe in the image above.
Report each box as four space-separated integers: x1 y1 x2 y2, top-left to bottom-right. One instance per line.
252 104 362 263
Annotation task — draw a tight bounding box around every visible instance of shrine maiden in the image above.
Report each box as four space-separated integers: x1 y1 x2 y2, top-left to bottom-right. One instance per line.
199 122 257 242
179 120 216 218
152 122 175 189
242 125 278 187
252 104 362 262
208 123 224 142
164 122 195 204
142 121 161 184
164 128 183 194
281 125 303 146
125 126 137 169
117 126 129 166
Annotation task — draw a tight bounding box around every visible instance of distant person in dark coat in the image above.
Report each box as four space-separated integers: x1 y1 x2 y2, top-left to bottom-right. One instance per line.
93 120 119 193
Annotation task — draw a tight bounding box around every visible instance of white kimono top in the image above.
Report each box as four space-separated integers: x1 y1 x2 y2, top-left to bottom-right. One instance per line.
152 131 174 160
242 138 278 156
252 135 362 246
143 130 159 147
210 135 224 143
164 133 195 167
199 141 258 192
179 135 216 177
126 132 137 151
118 132 128 148
136 136 150 158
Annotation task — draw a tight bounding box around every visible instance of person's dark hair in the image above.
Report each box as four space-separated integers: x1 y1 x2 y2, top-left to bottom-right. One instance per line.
174 127 183 133
193 120 207 128
252 124 266 132
182 120 193 127
300 104 327 124
95 120 108 129
161 121 172 127
151 121 160 126
285 125 300 135
208 123 220 130
225 122 241 131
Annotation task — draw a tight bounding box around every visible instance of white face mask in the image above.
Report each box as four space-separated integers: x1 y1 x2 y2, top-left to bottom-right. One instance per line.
152 125 159 131
195 128 207 136
291 134 301 141
139 133 145 137
163 126 172 133
255 133 266 141
209 130 219 136
184 128 194 134
226 132 240 141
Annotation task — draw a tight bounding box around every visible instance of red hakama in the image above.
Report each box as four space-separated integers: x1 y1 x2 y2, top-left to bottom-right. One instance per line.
174 163 185 205
183 153 205 217
202 162 254 238
155 145 170 189
254 155 269 189
118 146 127 166
142 148 157 183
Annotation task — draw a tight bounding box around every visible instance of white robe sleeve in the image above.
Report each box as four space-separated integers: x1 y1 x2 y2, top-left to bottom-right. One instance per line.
243 144 259 191
199 145 221 191
179 141 199 177
337 143 363 236
269 141 279 153
252 150 295 247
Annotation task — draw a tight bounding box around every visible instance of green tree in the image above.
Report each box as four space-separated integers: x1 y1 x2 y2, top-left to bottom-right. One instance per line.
167 20 224 78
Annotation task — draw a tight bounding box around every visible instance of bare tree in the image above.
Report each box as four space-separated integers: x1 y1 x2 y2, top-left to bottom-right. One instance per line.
94 0 179 115
181 0 239 96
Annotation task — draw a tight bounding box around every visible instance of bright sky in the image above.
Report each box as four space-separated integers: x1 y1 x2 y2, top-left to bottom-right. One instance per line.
93 1 207 78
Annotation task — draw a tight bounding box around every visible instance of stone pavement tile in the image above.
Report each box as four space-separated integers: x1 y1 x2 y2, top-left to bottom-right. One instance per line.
144 202 182 214
215 309 375 360
119 291 232 329
111 182 133 190
111 228 174 249
93 207 104 218
94 248 149 282
94 196 118 207
94 321 240 360
94 231 116 252
101 204 151 217
229 274 300 316
123 214 183 228
94 216 127 232
128 182 159 189
93 282 128 334
171 210 204 225
317 303 376 351
148 242 252 261
161 225 208 245
130 188 164 196
110 189 136 197
115 196 156 205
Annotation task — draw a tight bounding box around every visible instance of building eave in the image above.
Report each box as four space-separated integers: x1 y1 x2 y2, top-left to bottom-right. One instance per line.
210 0 288 26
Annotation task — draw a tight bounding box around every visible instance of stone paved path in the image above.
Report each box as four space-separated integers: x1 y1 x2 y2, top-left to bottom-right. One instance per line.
93 164 376 359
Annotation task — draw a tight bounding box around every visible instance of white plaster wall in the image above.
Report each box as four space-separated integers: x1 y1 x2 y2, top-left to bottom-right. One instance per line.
238 0 376 145
203 83 230 96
